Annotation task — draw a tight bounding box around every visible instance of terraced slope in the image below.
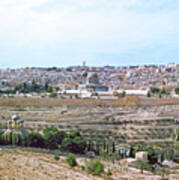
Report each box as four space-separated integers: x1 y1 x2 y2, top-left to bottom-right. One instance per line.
0 99 178 151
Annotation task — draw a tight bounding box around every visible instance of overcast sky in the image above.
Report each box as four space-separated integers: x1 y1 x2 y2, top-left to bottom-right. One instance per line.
0 0 179 68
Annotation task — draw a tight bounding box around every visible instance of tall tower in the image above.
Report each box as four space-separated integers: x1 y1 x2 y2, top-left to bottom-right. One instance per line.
83 61 86 67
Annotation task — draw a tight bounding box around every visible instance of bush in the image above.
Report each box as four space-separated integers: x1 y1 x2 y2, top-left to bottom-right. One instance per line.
23 132 44 148
119 91 126 98
79 165 85 170
135 159 152 174
158 167 170 180
175 88 179 95
0 130 4 145
54 153 60 161
106 169 112 176
173 153 179 163
86 160 104 176
66 153 77 167
150 87 160 94
49 93 57 98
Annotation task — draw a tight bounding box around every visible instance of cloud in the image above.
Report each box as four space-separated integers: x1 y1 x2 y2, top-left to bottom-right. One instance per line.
0 0 179 67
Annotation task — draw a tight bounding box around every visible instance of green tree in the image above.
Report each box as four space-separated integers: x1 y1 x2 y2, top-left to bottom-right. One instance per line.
66 153 77 167
175 88 179 95
47 86 53 93
23 132 44 148
60 130 86 154
150 87 160 94
43 128 66 149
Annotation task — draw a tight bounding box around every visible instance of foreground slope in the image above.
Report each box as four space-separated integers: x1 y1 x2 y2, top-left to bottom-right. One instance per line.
0 147 175 180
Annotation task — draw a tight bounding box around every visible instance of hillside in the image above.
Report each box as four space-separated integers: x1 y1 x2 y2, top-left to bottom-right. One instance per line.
0 147 168 180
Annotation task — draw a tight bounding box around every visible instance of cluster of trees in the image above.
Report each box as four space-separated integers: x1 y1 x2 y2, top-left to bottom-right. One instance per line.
150 87 160 94
0 81 53 94
150 86 179 96
0 128 86 154
14 81 53 93
175 87 179 95
150 87 170 98
150 87 168 95
132 143 174 164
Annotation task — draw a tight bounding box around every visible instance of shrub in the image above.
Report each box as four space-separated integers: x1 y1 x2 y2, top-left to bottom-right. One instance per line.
79 165 85 170
106 169 112 176
66 153 77 167
115 91 126 98
86 160 104 176
49 93 57 98
23 132 44 148
54 153 60 161
173 153 179 163
175 88 179 95
135 159 152 174
0 130 4 145
150 87 160 94
158 167 170 180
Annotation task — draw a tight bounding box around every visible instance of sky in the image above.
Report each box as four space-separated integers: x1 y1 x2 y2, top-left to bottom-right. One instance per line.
0 0 179 68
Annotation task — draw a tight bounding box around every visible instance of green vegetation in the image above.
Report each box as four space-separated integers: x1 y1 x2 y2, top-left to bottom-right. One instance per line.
158 167 169 180
173 153 179 163
175 87 179 95
176 129 179 140
106 169 112 176
43 127 66 149
22 132 45 148
0 81 53 94
135 159 152 174
79 165 85 170
132 143 174 164
118 91 126 98
0 128 86 154
54 152 60 161
60 130 86 154
133 145 157 163
86 159 104 176
150 87 170 97
66 153 77 167
150 87 160 94
49 92 58 98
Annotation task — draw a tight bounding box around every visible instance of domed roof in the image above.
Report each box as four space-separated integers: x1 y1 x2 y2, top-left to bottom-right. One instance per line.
12 114 20 121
